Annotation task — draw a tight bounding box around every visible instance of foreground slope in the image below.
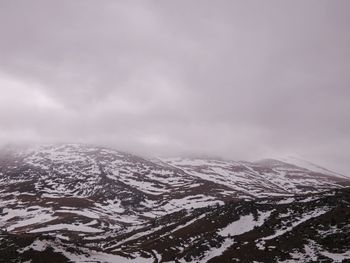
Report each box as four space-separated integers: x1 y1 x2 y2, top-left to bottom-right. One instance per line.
0 188 350 262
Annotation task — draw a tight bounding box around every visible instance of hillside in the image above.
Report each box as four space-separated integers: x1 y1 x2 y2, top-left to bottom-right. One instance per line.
0 144 349 262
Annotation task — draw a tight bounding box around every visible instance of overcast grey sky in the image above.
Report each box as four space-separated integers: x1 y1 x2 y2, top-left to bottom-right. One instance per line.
0 0 349 174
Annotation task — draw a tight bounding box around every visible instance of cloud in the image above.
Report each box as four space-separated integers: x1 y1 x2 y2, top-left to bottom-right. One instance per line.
0 0 349 174
0 73 63 110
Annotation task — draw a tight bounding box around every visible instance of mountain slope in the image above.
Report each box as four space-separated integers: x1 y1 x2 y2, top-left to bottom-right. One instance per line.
162 156 349 198
1 188 350 262
0 144 349 262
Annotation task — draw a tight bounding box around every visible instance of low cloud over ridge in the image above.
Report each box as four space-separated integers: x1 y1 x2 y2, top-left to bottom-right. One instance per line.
0 0 349 174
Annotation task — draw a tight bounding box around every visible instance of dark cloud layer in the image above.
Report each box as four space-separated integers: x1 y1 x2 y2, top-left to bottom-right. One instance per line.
0 0 349 174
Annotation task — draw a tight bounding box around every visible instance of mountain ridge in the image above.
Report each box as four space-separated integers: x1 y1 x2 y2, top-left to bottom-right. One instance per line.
0 143 349 262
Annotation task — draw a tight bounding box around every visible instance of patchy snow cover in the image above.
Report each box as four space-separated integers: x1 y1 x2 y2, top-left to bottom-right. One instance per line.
275 198 295 204
55 209 100 219
193 210 273 263
261 208 329 241
0 207 58 232
277 239 350 263
170 214 206 234
1 144 349 262
195 238 234 263
161 155 348 199
29 223 104 233
219 210 272 237
320 250 350 262
257 208 332 252
7 213 58 232
162 195 224 213
19 239 152 263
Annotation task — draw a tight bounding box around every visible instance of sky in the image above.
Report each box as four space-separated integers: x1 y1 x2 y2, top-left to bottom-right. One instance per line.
0 0 349 174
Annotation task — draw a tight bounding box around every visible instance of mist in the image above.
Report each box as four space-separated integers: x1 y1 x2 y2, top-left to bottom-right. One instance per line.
0 0 349 174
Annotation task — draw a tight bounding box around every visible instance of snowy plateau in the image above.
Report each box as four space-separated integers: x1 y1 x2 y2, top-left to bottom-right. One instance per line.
0 144 349 262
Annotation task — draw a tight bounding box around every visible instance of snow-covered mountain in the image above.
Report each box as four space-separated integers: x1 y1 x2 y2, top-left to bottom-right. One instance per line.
0 144 349 262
